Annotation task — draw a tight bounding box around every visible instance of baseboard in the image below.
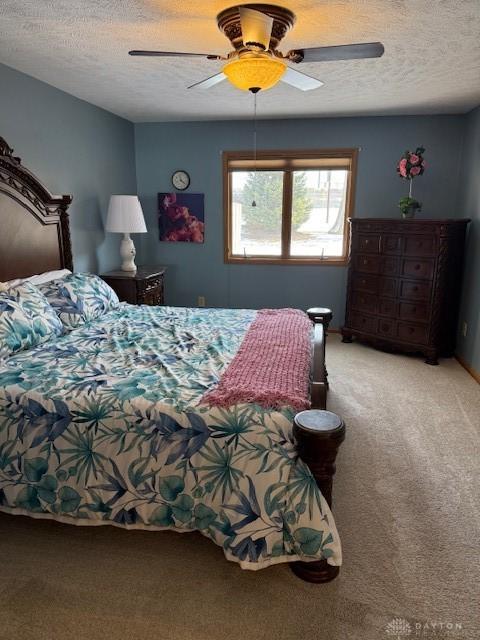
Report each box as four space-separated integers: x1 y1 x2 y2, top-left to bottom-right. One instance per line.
455 354 480 384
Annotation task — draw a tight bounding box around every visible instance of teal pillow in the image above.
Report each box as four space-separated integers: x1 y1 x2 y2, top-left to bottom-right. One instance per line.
39 273 120 330
0 282 63 359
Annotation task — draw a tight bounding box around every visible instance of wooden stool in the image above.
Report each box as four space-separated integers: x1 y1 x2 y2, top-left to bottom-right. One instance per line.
291 409 346 583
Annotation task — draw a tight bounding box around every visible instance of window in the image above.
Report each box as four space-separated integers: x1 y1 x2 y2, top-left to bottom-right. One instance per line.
223 149 358 265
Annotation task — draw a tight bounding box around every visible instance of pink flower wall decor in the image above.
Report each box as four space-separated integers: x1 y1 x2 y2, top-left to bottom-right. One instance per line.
158 192 205 243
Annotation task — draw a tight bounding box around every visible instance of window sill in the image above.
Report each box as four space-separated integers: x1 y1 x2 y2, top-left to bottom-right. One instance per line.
225 256 348 266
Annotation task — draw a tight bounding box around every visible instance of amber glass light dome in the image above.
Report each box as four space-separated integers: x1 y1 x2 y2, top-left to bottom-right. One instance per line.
223 56 287 92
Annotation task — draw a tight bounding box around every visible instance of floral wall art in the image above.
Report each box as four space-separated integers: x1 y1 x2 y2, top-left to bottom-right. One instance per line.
158 192 205 243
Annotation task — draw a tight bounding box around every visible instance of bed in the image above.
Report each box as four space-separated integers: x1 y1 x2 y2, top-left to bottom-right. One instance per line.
0 136 345 583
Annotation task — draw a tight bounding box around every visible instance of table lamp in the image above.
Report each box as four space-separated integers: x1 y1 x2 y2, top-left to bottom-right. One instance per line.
105 195 147 271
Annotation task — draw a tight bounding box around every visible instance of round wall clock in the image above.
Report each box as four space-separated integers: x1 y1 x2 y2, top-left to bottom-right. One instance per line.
172 170 190 191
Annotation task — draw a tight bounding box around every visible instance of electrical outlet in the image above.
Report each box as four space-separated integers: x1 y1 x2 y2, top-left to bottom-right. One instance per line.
462 321 468 338
198 296 206 308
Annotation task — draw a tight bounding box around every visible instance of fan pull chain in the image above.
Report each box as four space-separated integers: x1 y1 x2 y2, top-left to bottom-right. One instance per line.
252 91 257 208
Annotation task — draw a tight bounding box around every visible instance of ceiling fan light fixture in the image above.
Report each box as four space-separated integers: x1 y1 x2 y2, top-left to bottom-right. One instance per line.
223 56 287 92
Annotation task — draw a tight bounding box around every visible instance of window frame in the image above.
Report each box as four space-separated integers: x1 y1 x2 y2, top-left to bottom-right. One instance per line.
223 148 358 266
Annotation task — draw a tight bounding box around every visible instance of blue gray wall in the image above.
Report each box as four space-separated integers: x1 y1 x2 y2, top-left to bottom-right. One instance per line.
135 115 465 323
0 63 137 273
456 106 480 372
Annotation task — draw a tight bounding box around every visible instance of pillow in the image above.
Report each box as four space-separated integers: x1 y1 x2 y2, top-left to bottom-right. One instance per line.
1 269 71 290
28 269 72 286
39 273 120 330
1 278 23 290
0 282 63 360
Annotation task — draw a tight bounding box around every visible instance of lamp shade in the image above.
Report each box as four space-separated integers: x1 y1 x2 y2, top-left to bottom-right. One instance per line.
105 195 147 233
223 56 286 92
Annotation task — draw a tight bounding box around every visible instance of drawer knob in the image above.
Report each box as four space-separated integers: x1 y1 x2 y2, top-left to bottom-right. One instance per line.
362 279 366 285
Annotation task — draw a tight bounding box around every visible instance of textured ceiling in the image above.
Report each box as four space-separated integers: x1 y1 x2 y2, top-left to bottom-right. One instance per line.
1 0 480 122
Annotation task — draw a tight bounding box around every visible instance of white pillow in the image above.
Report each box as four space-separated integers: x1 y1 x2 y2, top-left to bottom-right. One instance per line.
28 269 72 285
1 269 72 290
1 278 23 289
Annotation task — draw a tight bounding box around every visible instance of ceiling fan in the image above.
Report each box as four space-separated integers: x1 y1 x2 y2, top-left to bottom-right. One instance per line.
129 3 384 93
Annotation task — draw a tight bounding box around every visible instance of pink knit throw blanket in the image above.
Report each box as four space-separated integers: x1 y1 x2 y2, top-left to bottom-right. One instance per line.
201 308 312 411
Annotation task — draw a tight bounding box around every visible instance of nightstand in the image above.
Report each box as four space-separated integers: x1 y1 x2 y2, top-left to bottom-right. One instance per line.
100 266 166 306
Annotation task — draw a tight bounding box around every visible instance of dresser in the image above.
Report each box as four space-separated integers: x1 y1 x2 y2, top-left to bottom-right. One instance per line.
100 266 166 306
341 219 470 364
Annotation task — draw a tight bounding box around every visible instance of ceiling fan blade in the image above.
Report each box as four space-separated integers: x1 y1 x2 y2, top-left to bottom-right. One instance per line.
129 50 222 59
288 42 385 63
188 72 227 90
281 67 324 91
239 7 273 51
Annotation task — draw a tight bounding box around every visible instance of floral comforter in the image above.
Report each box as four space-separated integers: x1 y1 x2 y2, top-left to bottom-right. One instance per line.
0 304 341 569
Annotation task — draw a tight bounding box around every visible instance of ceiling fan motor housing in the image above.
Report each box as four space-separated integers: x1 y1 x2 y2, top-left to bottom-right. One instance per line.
217 3 296 53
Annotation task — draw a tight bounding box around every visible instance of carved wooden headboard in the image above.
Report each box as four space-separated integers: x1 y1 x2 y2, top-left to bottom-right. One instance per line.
0 136 73 282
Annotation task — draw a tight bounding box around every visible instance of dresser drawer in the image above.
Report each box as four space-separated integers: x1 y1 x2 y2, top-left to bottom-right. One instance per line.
351 292 377 313
139 287 163 306
136 277 164 306
405 235 436 257
353 221 386 233
382 234 403 255
354 254 381 273
357 234 381 253
352 221 398 234
138 277 162 293
400 280 431 300
354 254 400 275
399 302 429 323
378 298 396 317
378 318 396 337
352 273 379 294
379 277 397 298
397 322 428 345
382 257 399 276
402 259 435 280
349 312 378 334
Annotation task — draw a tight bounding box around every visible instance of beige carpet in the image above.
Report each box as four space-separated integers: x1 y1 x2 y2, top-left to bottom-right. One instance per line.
1 335 479 640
